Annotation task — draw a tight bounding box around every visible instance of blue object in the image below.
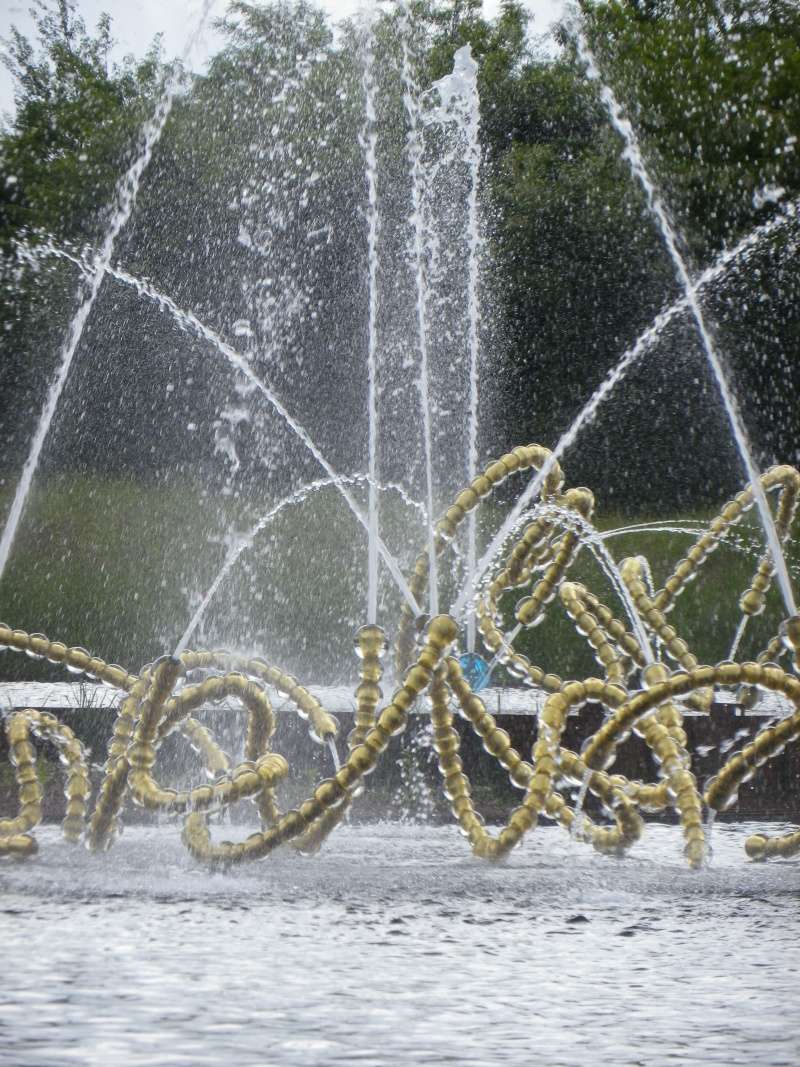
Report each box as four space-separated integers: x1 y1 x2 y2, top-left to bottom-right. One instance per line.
458 652 491 692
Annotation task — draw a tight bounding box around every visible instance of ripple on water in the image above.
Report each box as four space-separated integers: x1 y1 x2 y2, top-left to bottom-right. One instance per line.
0 822 798 1067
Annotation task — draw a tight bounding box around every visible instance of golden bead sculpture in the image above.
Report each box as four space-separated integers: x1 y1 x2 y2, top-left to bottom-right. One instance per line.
1 445 798 869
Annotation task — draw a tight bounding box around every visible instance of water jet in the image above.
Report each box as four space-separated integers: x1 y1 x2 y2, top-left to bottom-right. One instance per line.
1 0 798 899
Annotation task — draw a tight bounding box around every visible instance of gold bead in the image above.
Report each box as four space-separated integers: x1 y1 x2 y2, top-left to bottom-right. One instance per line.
740 589 766 616
298 799 321 824
507 808 534 835
314 779 345 807
427 615 459 648
281 811 305 837
642 663 669 687
714 661 743 687
744 834 768 860
455 488 479 511
335 765 359 791
561 681 586 706
486 460 508 485
379 705 407 734
484 728 511 758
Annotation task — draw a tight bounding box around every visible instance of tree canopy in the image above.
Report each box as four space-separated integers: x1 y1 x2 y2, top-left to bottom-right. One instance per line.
0 0 163 246
0 0 797 511
580 0 800 259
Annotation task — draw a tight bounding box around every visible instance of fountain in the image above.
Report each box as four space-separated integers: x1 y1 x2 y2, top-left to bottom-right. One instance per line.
2 2 800 881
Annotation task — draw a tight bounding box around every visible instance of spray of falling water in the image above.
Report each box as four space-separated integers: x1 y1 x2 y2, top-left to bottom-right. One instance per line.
0 0 217 588
527 500 655 662
570 19 797 620
450 201 800 624
571 766 593 840
728 616 749 662
22 238 423 618
429 45 484 651
172 473 430 655
462 53 483 655
399 3 439 617
360 20 382 626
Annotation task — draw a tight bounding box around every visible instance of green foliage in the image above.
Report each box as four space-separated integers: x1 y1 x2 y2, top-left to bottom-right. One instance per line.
406 4 678 498
0 2 166 476
574 0 800 468
580 0 800 259
0 0 163 247
412 0 799 499
0 0 797 514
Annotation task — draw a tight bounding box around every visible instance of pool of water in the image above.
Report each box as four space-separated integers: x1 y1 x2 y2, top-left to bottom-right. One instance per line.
1 821 798 1066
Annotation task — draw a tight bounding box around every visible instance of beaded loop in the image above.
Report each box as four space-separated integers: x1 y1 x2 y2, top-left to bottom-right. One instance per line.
2 450 799 868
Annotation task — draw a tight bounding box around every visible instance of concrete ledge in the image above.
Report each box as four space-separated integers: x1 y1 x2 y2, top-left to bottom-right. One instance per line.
0 681 792 718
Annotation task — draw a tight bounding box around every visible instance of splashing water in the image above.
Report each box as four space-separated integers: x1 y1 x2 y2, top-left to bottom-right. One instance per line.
571 766 593 840
600 521 783 575
173 473 429 655
427 45 484 651
400 3 439 616
527 500 654 662
450 201 800 624
571 20 797 619
462 493 657 693
704 810 717 862
728 616 749 662
0 1 217 588
19 238 422 618
327 736 341 772
360 19 382 626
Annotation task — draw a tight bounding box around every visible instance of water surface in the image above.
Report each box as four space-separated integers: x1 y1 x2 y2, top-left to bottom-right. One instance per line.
1 822 798 1066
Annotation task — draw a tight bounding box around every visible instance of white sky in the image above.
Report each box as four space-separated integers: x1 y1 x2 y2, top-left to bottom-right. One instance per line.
0 0 564 121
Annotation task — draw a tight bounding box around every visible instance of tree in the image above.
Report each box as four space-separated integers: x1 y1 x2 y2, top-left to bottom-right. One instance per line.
0 1 165 477
578 0 800 470
0 0 163 247
398 2 688 504
579 0 800 259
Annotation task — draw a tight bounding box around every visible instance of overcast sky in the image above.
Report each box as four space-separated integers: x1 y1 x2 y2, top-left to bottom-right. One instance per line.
0 0 564 120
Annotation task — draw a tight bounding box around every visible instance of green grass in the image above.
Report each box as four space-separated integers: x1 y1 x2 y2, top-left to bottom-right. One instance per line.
0 473 425 682
0 474 233 678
